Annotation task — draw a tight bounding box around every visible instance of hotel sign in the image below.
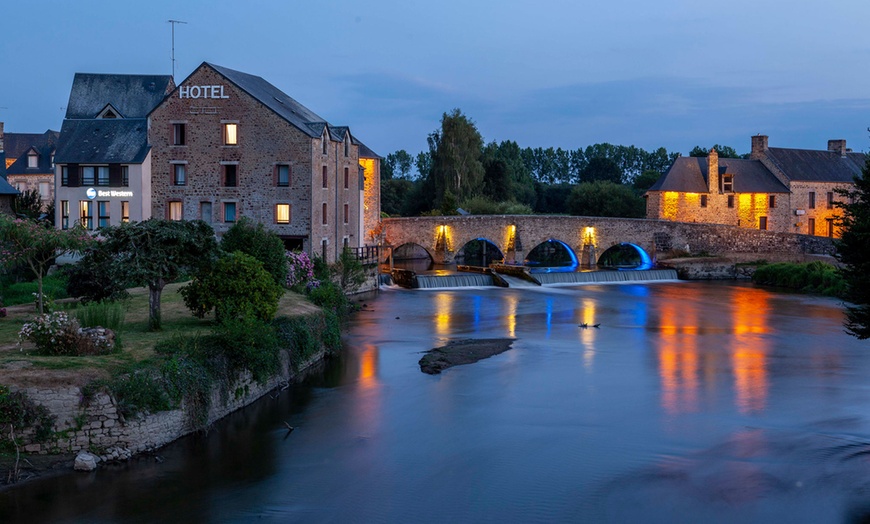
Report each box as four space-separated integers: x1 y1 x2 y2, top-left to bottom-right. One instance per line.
87 188 134 199
178 85 230 99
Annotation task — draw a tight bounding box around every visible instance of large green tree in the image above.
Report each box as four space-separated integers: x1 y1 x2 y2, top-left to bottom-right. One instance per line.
96 219 219 330
581 157 624 184
836 158 870 339
429 109 485 209
221 217 287 285
565 181 646 218
0 214 92 313
689 145 746 159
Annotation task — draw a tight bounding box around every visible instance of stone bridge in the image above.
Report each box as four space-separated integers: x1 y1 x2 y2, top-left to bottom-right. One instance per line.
379 215 835 265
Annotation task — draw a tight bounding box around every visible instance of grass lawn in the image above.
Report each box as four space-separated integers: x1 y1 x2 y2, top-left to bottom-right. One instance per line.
0 282 320 388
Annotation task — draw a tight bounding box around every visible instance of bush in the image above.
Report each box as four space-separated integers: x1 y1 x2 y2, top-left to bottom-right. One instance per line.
221 217 288 286
18 312 82 355
76 300 126 330
181 252 283 323
752 261 846 297
285 250 316 291
63 250 130 304
1 273 69 307
458 196 534 215
0 385 55 448
308 280 353 318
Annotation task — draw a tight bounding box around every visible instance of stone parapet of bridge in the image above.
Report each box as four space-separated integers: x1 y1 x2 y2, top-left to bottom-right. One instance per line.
380 215 835 265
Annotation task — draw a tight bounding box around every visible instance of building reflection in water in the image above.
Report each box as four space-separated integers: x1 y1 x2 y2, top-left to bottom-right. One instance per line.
656 285 770 416
577 298 597 370
435 292 453 337
504 293 518 338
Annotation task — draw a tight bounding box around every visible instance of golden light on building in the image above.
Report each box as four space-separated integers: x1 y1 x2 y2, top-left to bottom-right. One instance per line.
582 227 596 246
684 192 699 206
435 224 452 252
662 192 679 221
505 224 517 251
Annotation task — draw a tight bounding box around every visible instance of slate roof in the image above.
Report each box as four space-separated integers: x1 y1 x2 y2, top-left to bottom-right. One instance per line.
765 147 866 183
65 74 174 119
5 130 59 175
54 119 150 164
357 141 380 159
0 175 18 195
648 157 789 193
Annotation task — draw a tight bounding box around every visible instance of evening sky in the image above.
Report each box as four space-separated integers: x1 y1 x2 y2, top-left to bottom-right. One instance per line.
2 0 868 162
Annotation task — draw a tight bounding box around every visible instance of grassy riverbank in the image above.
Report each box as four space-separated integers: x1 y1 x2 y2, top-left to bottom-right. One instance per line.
0 282 321 389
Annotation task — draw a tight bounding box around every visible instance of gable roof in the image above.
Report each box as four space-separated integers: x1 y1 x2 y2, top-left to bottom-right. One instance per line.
0 175 18 195
649 156 789 193
202 63 341 139
65 74 174 119
4 130 59 175
54 119 150 164
765 147 866 183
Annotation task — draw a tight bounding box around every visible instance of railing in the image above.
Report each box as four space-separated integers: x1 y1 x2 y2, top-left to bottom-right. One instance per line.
350 245 381 266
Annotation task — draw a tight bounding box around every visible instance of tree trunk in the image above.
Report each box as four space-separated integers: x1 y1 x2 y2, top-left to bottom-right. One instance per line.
148 282 164 331
36 274 44 315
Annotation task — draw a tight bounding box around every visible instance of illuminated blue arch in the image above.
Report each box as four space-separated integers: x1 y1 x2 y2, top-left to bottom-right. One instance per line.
598 242 654 270
525 239 579 273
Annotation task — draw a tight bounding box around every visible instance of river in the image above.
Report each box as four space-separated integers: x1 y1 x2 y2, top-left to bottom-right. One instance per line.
3 281 870 523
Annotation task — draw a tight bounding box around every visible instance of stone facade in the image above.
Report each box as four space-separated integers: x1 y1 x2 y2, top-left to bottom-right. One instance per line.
381 215 835 266
646 136 864 238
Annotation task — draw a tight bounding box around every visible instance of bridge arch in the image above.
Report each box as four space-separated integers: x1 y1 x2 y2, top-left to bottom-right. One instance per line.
598 242 654 270
525 239 579 271
455 237 504 267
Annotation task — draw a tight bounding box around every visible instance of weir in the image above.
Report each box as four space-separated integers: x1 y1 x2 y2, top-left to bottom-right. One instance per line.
533 268 678 285
393 267 679 289
415 273 497 289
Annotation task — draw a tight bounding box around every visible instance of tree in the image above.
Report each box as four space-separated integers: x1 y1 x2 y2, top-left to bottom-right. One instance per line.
429 109 485 207
836 157 870 339
689 145 745 159
581 157 623 184
482 158 512 202
380 178 415 216
633 170 663 192
0 214 92 314
11 189 47 222
96 219 218 330
221 217 288 286
565 181 646 218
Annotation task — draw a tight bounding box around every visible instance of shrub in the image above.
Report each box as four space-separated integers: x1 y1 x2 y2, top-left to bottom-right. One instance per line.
0 385 55 448
18 312 82 355
63 250 130 304
76 300 126 330
285 250 316 291
308 280 353 318
181 251 283 323
221 217 288 285
752 261 846 297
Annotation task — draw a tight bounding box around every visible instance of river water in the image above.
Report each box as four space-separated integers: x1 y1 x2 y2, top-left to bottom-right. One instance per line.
3 281 870 523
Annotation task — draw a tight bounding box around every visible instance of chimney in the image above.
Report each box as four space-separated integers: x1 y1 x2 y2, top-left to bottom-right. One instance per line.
828 139 847 157
750 134 768 160
708 148 719 193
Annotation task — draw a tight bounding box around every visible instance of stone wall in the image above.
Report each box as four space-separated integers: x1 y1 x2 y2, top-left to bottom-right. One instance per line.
10 350 325 457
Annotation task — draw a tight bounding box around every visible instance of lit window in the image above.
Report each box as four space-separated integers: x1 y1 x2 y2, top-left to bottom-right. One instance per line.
82 166 96 186
223 164 237 187
277 165 290 187
97 166 110 186
79 201 93 230
173 123 186 146
223 123 238 145
173 164 186 186
276 204 291 224
121 201 130 223
27 153 38 168
224 202 237 223
98 201 110 228
168 201 183 221
61 200 69 229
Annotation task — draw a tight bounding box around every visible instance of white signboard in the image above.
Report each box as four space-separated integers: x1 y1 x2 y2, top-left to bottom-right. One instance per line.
179 85 230 99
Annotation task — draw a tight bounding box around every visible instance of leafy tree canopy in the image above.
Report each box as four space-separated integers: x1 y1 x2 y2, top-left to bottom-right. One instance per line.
565 181 646 218
688 144 746 159
429 109 485 208
221 217 288 286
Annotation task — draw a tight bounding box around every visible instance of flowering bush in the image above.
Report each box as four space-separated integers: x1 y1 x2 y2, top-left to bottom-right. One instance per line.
285 250 318 290
0 307 6 318
18 312 82 355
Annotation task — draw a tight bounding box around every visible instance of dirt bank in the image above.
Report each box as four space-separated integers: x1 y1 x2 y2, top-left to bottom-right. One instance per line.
419 338 514 374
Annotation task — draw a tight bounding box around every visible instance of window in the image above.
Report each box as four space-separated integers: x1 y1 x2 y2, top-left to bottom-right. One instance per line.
759 216 767 230
50 154 55 168
223 123 238 145
79 201 92 230
98 201 110 228
61 200 69 230
39 182 50 197
808 191 816 209
173 163 186 186
727 195 735 208
276 204 291 224
122 166 129 187
223 164 238 187
61 166 69 186
322 132 328 155
97 166 110 186
121 201 130 223
827 192 834 209
168 201 183 221
322 202 328 225
224 202 237 223
344 167 349 189
81 166 96 186
321 239 328 258
700 195 707 208
769 195 776 208
277 165 290 187
322 166 328 188
200 202 212 224
172 123 186 146
27 153 38 168
345 138 349 157
343 203 349 224
721 174 733 193
807 218 815 236
827 218 835 238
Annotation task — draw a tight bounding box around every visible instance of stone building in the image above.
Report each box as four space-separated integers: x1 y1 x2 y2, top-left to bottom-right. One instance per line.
646 136 865 237
148 62 381 262
3 127 59 206
54 73 176 229
0 123 20 214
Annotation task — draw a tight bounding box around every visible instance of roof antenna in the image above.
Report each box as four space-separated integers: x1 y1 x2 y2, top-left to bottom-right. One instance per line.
168 19 188 80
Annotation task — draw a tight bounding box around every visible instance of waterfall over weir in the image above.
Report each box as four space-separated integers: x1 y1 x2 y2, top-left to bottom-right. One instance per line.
400 268 679 289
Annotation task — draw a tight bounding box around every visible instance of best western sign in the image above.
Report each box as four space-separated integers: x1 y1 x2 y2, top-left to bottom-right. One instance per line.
178 85 230 99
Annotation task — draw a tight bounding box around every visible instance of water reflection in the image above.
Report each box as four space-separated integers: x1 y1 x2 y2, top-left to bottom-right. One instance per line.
730 287 770 414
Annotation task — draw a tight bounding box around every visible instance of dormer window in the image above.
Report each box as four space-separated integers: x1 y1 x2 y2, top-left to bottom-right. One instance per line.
27 152 38 169
720 174 733 193
97 104 122 119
